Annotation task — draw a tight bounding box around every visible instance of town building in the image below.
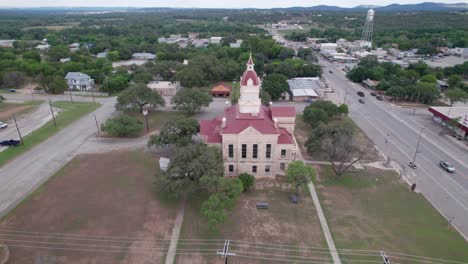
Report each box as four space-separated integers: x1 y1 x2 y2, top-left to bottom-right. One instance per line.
210 37 223 44
429 107 468 139
188 32 199 39
69 43 80 52
0 40 15 48
147 81 181 96
210 83 232 97
132 53 156 60
436 80 449 90
36 44 50 51
287 78 321 102
230 40 243 48
200 55 298 177
319 43 337 52
59 58 71 63
64 72 94 90
362 79 380 89
97 52 108 58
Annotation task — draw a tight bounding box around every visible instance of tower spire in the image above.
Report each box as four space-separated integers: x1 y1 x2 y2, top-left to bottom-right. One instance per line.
247 52 254 70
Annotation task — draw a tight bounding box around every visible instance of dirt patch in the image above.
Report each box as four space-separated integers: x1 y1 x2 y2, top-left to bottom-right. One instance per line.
0 150 177 264
178 178 328 264
0 104 33 120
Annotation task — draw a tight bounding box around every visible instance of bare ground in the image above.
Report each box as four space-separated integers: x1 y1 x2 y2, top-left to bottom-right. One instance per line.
177 178 328 264
0 150 177 264
0 104 33 121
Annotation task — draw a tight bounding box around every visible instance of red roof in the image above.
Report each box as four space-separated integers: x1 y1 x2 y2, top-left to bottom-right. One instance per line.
240 70 259 86
200 104 294 144
271 107 296 117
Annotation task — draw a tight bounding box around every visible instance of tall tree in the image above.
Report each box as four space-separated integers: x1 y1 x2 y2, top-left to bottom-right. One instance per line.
155 143 224 198
286 160 316 195
446 88 468 106
171 88 212 115
262 73 289 100
2 71 26 89
116 83 165 112
306 121 368 177
148 117 199 147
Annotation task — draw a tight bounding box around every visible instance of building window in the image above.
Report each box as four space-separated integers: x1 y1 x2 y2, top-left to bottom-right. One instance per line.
252 165 257 173
229 165 234 172
242 144 247 158
266 144 271 159
228 144 234 158
281 149 286 158
280 163 286 171
253 144 258 159
265 165 270 173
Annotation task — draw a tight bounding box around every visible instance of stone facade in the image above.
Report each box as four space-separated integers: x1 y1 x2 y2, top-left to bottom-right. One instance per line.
200 55 298 178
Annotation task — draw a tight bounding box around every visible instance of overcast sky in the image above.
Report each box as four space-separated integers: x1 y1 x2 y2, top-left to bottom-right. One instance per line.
0 0 465 8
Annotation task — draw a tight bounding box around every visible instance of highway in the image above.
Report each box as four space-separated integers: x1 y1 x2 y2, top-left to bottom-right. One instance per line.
321 59 468 239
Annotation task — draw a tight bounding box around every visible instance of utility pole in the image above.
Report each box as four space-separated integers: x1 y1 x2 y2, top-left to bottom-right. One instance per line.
91 89 96 104
49 99 57 127
384 133 391 167
410 127 425 168
69 90 73 103
343 84 349 105
12 114 24 145
380 251 390 264
217 240 235 264
94 114 100 135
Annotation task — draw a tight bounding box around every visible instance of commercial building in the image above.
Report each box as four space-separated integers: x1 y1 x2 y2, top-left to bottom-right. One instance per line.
132 53 156 60
287 77 321 102
147 81 181 96
200 55 298 177
428 107 468 139
210 83 232 97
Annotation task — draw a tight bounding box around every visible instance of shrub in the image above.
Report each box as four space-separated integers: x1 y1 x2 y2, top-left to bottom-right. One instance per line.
238 173 255 192
101 114 143 137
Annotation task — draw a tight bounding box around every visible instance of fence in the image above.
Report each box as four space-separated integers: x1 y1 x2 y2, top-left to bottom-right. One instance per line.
64 91 109 97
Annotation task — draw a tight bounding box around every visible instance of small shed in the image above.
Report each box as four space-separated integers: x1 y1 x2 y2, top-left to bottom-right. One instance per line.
362 79 380 90
159 157 170 172
210 83 232 97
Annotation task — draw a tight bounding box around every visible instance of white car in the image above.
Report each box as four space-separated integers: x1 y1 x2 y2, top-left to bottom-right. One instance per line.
0 122 7 129
324 88 335 93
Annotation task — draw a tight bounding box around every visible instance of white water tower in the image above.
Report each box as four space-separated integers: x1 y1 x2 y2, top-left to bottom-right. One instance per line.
360 9 375 49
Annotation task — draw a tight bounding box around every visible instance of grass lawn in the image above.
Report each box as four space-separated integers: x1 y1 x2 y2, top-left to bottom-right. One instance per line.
177 178 328 264
316 166 468 263
0 101 100 167
0 150 178 263
294 115 381 162
0 100 42 121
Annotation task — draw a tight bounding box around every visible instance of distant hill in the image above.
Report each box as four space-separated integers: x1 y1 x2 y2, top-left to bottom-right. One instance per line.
282 2 468 12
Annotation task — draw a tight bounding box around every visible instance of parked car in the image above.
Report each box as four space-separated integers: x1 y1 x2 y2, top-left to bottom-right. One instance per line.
359 99 365 104
439 161 456 173
0 139 21 147
290 194 298 204
376 95 384 101
370 92 377 96
357 91 365 97
0 122 7 129
324 88 335 93
329 70 333 74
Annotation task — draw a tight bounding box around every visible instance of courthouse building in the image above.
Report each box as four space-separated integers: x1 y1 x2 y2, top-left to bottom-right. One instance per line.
200 55 298 177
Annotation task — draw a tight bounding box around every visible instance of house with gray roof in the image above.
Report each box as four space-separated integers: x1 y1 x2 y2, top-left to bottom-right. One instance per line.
65 72 94 90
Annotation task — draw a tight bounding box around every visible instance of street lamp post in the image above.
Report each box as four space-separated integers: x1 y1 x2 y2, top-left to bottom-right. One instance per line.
410 127 425 168
142 109 149 132
343 84 349 105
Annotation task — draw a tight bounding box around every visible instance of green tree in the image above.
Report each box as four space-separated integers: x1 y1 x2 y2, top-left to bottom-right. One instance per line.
448 75 462 89
201 194 227 230
262 74 289 100
303 107 329 127
47 75 67 94
101 75 129 93
116 83 165 112
419 74 437 84
286 160 315 195
446 88 468 106
175 67 206 88
338 104 349 117
415 82 440 105
155 143 224 198
148 117 199 147
259 89 272 106
2 71 26 89
22 50 41 62
171 88 212 115
101 114 143 137
238 173 255 192
107 51 120 61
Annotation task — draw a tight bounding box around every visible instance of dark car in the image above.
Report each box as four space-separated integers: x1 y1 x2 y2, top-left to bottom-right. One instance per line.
329 70 333 74
370 92 377 96
357 91 365 97
359 99 365 104
0 139 21 147
290 194 298 204
376 95 384 101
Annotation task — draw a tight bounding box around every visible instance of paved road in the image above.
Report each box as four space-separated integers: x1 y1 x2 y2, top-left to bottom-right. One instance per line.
0 95 117 219
321 59 468 239
0 103 58 153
